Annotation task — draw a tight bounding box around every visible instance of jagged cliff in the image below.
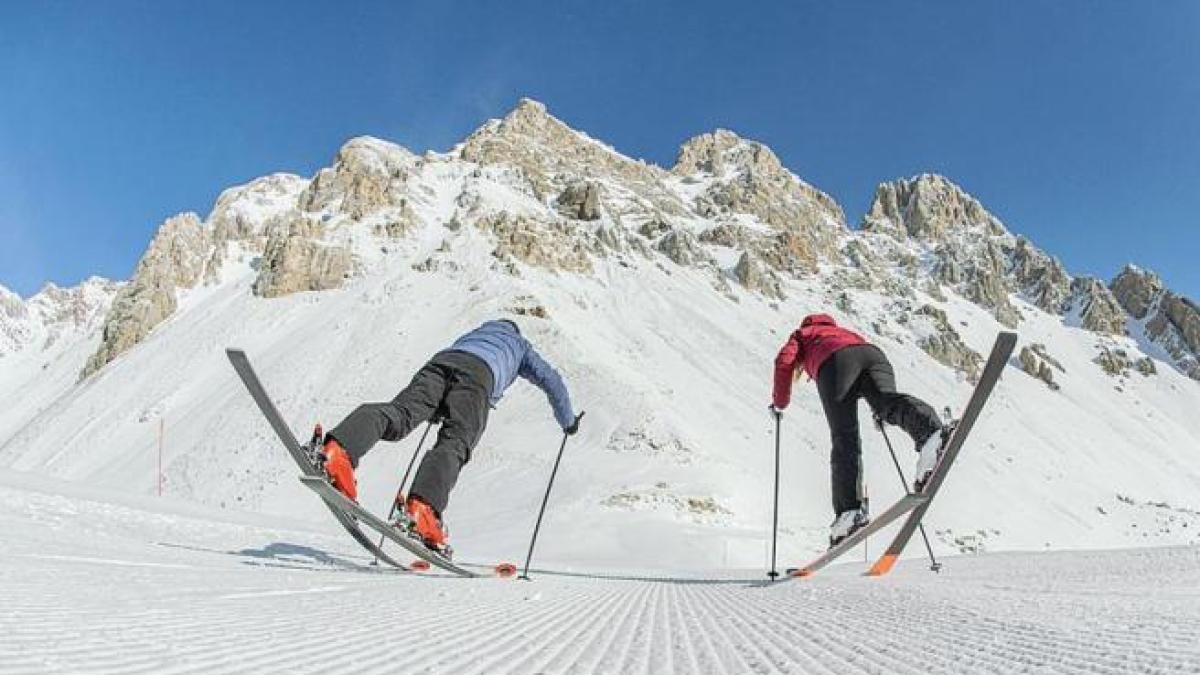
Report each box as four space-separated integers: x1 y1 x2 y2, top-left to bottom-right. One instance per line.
1111 266 1200 379
73 100 1197 386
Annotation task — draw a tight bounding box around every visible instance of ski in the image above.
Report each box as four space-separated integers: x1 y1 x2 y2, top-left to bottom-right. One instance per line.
225 348 412 572
866 331 1018 577
785 494 928 579
408 559 518 578
300 476 478 577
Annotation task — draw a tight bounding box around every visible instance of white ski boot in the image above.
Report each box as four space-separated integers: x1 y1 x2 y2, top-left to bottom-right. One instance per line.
914 423 956 492
829 506 870 548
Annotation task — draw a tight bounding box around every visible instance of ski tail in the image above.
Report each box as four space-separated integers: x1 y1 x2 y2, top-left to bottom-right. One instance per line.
867 553 899 577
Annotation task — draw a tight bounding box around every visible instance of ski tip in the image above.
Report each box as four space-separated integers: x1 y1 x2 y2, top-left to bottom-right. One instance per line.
866 553 898 577
409 559 431 572
787 568 812 579
494 562 518 578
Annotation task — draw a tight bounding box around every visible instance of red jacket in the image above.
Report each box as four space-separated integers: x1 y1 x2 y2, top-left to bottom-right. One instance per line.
772 314 867 408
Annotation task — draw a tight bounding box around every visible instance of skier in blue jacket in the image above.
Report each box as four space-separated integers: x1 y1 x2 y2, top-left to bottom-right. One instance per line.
320 319 581 554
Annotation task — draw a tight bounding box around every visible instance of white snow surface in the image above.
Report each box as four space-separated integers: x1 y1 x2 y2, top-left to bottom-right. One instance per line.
1 472 1197 674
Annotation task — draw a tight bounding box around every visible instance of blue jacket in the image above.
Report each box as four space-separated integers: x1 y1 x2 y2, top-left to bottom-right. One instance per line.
446 320 575 430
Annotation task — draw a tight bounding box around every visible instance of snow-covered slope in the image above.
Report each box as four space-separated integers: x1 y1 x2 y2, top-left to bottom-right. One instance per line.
1 99 1197 575
2 472 1197 674
0 278 119 446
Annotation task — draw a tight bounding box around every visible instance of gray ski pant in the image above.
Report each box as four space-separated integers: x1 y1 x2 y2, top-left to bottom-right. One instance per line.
327 350 493 514
816 344 942 516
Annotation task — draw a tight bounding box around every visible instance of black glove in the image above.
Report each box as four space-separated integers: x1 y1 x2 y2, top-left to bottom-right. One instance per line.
565 411 585 436
768 404 783 420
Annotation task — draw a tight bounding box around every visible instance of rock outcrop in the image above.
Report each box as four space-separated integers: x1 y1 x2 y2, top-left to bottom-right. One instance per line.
862 175 1022 326
913 304 983 382
655 228 709 267
863 174 1006 241
476 212 593 275
556 181 603 221
1066 277 1127 335
1111 265 1199 379
460 99 683 217
301 137 418 222
1110 265 1162 319
82 213 209 378
671 130 845 273
1010 237 1072 314
1094 345 1134 378
204 173 308 283
859 175 1138 336
732 252 783 299
1019 343 1063 391
252 216 356 298
82 173 311 377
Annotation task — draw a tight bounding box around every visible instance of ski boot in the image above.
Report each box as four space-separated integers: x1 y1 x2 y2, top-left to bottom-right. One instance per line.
913 421 957 493
306 424 357 501
829 505 870 548
397 495 454 560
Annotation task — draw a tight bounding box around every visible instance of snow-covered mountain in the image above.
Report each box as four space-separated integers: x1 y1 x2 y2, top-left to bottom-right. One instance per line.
2 99 1197 571
0 277 120 447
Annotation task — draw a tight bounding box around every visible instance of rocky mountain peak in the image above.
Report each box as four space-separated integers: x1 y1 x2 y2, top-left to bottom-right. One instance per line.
458 98 664 204
0 284 26 321
863 174 1007 241
1110 265 1164 320
208 173 309 242
0 277 119 358
302 136 416 219
1110 264 1198 379
671 129 784 179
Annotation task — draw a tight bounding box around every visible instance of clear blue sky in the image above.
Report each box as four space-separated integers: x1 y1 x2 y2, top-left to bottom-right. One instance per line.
1 1 1196 298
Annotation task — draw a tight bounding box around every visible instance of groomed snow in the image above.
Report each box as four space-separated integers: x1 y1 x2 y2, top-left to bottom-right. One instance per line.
1 473 1197 674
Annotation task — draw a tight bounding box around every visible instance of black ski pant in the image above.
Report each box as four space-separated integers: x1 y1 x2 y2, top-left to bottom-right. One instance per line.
327 350 493 515
816 344 942 516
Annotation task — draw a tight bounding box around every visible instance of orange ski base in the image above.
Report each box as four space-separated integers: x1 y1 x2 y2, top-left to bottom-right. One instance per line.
866 553 898 577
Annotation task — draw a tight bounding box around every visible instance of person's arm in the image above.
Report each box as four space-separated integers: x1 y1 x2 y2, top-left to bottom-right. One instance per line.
519 346 576 431
772 333 803 409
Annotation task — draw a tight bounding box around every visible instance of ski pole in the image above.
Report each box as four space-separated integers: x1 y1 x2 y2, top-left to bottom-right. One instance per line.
768 409 782 580
374 420 436 561
519 412 584 581
874 414 942 573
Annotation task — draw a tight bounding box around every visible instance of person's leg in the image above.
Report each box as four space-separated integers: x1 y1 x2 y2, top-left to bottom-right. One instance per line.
857 345 942 445
817 352 866 516
408 359 492 515
327 362 447 466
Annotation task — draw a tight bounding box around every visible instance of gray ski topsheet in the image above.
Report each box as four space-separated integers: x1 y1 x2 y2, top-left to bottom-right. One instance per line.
225 348 410 571
301 476 477 577
786 494 929 579
866 331 1018 576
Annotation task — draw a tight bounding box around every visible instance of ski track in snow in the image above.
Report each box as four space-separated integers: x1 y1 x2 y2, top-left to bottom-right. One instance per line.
1 480 1198 674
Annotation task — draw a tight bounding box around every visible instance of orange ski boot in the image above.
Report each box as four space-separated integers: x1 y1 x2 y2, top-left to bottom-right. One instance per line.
405 495 450 555
321 437 357 502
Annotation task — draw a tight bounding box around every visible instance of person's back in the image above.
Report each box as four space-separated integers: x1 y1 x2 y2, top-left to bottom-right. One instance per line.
444 320 574 429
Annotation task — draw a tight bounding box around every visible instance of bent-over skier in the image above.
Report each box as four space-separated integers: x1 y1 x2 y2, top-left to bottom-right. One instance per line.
319 319 581 555
770 314 950 547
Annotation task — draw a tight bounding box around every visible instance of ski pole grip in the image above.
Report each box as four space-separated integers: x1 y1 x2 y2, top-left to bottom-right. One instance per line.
564 411 585 436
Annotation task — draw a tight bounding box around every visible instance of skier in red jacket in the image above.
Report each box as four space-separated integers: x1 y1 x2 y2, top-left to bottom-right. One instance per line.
771 314 949 547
